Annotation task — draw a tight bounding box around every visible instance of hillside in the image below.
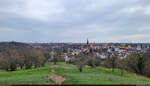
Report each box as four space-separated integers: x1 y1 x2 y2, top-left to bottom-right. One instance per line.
0 42 32 51
0 62 150 85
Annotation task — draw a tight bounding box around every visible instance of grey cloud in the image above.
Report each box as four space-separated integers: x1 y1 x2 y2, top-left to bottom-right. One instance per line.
0 0 150 42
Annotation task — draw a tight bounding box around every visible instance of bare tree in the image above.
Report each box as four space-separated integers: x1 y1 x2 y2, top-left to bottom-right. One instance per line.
109 52 117 72
86 53 101 68
75 53 87 72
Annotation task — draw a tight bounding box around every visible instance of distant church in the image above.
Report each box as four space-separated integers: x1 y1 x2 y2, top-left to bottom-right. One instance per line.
83 38 97 54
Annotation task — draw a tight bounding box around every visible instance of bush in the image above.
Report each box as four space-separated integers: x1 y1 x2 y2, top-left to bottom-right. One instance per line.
86 54 101 68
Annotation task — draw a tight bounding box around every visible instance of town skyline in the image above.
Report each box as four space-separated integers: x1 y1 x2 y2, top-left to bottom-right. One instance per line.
0 39 150 43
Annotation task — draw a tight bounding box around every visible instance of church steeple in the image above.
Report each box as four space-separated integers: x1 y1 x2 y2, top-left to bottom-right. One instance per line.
86 38 90 50
87 38 89 45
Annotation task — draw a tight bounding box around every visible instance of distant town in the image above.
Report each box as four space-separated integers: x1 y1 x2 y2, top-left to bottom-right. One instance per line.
26 39 150 61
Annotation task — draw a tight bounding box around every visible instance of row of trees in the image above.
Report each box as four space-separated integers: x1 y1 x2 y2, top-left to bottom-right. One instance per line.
65 50 150 78
66 53 101 72
122 53 150 77
101 52 150 77
0 47 50 71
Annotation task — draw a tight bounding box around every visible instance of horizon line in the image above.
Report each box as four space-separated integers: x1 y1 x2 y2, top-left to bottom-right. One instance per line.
0 41 150 44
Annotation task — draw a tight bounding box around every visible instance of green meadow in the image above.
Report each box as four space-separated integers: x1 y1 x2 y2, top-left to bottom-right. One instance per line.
0 62 150 85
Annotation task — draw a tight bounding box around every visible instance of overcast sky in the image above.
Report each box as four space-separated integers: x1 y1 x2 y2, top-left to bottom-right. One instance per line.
0 0 150 43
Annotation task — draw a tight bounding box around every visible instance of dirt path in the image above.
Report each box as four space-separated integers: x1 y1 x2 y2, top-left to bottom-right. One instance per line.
48 65 66 85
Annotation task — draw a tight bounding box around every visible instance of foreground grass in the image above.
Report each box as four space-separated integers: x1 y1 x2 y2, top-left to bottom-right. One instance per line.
0 62 150 85
54 62 150 85
0 63 53 84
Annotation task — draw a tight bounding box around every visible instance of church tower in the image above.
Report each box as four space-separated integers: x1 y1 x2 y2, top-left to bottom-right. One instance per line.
87 38 89 45
87 38 89 48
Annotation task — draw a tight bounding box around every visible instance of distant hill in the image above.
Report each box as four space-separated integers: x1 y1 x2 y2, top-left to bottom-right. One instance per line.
0 42 33 51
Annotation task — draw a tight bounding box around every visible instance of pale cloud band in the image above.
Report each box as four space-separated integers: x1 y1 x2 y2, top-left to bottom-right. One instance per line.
0 0 150 43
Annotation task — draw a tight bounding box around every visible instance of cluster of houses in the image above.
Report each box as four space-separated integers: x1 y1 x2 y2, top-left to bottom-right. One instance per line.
46 39 150 62
61 40 150 61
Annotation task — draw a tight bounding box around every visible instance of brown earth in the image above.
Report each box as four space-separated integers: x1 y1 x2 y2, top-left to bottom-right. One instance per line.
48 65 66 85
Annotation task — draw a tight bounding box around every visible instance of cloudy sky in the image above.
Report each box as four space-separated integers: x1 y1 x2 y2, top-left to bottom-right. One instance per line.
0 0 150 43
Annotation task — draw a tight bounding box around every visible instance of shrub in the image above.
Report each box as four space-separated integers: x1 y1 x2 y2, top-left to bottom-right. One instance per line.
86 54 101 68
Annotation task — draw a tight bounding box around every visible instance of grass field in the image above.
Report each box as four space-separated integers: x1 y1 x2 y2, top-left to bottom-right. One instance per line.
55 63 150 85
0 62 150 85
0 63 53 85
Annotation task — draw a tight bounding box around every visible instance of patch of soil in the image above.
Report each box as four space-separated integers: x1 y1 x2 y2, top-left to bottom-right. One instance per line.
48 65 66 85
55 66 72 70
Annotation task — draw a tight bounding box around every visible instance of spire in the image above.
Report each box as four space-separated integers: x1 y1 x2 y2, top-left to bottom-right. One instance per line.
87 38 89 45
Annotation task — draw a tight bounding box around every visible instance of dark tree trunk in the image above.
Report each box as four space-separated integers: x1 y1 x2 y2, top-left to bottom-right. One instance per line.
121 69 124 76
53 56 57 65
41 63 45 67
20 64 24 69
54 61 56 65
6 67 9 71
20 66 23 69
25 63 32 69
10 65 17 71
34 65 37 68
79 66 83 72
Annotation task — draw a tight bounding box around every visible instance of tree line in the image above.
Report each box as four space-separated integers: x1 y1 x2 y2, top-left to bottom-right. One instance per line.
65 50 150 78
0 42 50 71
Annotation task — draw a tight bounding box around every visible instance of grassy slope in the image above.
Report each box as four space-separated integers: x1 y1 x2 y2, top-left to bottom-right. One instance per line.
0 62 150 85
54 63 150 85
0 63 53 84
